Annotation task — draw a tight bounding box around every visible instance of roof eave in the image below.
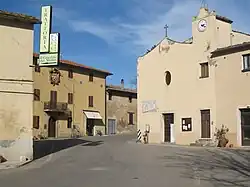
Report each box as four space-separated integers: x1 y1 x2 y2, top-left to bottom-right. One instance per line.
216 15 233 24
211 43 250 57
0 14 41 24
106 87 137 94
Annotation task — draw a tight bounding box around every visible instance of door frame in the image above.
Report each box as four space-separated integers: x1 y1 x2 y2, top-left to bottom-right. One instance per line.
48 116 56 138
200 109 211 139
162 113 174 143
86 119 95 136
239 108 250 146
107 118 116 135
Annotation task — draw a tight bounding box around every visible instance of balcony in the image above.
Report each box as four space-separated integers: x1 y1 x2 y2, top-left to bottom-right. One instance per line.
44 102 69 112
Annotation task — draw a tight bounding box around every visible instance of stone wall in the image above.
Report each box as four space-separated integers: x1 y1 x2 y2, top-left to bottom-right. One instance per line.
106 90 137 134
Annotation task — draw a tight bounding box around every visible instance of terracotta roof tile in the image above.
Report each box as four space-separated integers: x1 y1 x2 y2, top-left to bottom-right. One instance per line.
211 42 250 56
0 10 41 24
106 85 137 94
33 53 112 75
216 15 233 24
232 30 250 37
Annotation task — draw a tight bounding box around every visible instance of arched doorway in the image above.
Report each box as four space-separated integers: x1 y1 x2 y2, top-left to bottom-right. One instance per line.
48 117 56 137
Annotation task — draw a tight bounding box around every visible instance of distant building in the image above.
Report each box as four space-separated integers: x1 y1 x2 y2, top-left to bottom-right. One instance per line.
106 79 137 135
0 10 40 164
137 7 250 146
33 53 112 139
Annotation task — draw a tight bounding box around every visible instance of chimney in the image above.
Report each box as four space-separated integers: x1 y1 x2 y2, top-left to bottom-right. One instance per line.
121 79 124 88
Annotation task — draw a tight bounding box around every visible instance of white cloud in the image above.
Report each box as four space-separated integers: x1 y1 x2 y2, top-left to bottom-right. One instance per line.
54 0 250 55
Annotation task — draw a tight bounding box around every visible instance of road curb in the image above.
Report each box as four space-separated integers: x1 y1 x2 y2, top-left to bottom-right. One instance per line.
127 140 250 151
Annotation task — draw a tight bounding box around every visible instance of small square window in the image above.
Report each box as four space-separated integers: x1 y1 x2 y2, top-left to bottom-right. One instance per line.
200 62 209 78
242 54 250 71
181 118 192 132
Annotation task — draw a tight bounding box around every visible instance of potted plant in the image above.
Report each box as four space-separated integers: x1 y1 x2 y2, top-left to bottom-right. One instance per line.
214 125 229 147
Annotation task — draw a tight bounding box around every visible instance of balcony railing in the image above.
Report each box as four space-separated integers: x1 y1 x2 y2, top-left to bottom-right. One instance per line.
44 102 68 111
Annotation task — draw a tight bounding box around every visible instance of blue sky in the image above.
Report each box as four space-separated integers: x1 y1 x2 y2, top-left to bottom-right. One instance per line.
2 0 250 87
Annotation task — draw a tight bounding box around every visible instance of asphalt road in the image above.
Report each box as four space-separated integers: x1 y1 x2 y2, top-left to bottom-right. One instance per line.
0 134 249 187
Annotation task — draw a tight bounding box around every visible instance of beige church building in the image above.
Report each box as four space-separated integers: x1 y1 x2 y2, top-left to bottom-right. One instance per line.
137 7 250 147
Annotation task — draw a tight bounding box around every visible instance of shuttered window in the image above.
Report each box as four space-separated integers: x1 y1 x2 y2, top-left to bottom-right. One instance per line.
89 96 94 107
68 93 73 104
128 112 134 125
33 116 40 129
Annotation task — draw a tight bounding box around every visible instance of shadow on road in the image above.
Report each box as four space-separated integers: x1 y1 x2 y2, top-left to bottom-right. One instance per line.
33 139 103 160
82 141 103 146
162 148 250 187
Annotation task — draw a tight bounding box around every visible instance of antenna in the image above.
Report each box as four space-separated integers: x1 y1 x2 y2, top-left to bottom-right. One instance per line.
164 24 168 37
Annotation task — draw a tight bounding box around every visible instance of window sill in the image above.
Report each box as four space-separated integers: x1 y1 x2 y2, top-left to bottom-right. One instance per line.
199 76 209 79
242 68 250 72
199 138 212 140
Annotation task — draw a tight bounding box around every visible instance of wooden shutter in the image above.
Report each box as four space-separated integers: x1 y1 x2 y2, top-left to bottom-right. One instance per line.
33 116 40 129
68 93 73 104
89 96 93 107
128 113 134 125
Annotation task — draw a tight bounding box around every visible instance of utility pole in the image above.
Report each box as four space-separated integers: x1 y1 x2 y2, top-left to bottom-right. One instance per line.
164 24 168 37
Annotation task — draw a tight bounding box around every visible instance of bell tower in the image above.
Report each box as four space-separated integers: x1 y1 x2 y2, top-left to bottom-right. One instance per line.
192 7 233 50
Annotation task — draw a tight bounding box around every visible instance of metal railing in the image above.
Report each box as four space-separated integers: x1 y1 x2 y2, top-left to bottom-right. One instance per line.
44 101 68 111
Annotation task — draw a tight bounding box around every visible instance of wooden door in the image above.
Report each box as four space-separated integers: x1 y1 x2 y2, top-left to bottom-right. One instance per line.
163 113 174 142
240 109 250 146
201 110 211 138
48 117 56 137
86 119 94 136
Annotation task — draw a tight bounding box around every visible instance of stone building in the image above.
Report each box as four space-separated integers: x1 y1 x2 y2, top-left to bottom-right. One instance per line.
137 7 250 146
106 79 137 135
33 53 112 139
0 11 40 165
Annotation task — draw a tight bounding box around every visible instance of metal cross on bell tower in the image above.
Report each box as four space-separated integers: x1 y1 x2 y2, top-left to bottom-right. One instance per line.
164 24 168 37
